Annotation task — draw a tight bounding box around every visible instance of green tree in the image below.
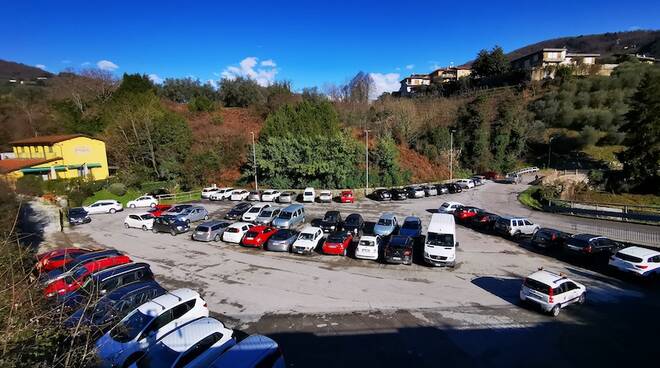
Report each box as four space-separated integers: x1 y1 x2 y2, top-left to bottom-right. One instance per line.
218 77 265 107
472 46 510 78
114 73 156 99
188 95 215 112
456 97 492 172
371 136 409 186
490 93 533 173
260 100 341 139
160 77 217 103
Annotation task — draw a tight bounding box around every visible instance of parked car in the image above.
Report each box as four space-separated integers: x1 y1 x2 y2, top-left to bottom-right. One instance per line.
322 231 353 256
530 228 570 250
151 215 190 236
247 191 262 201
96 288 210 368
438 201 463 214
127 195 158 209
471 176 486 186
242 226 278 249
35 247 92 273
222 222 254 244
148 204 172 217
242 203 272 222
355 235 382 261
124 213 155 231
272 204 305 229
41 249 125 284
446 183 462 193
318 190 333 203
84 200 123 215
319 210 343 233
172 205 209 224
192 220 232 242
399 216 422 238
609 246 660 278
371 188 391 201
68 207 91 225
340 190 355 203
342 213 364 236
266 229 299 252
205 334 285 368
435 184 449 195
225 202 253 221
302 187 315 202
564 234 622 258
201 186 220 199
424 214 457 267
209 187 234 201
494 216 540 238
132 317 235 368
423 185 438 196
519 269 586 316
230 190 250 201
406 186 425 198
384 235 414 265
390 188 408 201
64 280 166 333
469 212 500 231
454 179 475 189
453 206 482 222
502 174 519 184
163 204 192 216
261 190 282 202
373 213 399 236
255 207 282 226
44 253 132 298
292 226 323 254
278 191 295 203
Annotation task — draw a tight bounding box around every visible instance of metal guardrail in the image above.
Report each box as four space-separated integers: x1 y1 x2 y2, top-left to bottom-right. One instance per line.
547 199 660 222
562 222 660 248
154 190 200 203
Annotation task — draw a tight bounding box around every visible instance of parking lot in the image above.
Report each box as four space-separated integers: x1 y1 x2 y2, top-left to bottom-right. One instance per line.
58 179 660 367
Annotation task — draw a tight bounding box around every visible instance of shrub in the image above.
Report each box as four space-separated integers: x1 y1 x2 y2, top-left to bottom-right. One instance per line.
108 183 127 196
15 176 44 196
188 95 215 112
211 112 224 126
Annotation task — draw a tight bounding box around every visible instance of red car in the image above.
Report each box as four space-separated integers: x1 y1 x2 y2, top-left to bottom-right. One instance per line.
482 171 501 180
148 204 172 217
241 226 278 249
43 254 132 298
454 206 482 222
35 248 92 273
322 231 353 256
340 190 355 203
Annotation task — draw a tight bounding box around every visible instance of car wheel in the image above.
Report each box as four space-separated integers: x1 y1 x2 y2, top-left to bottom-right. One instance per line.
171 230 177 236
124 223 130 229
578 293 585 305
550 305 561 317
109 208 116 214
142 225 148 231
214 234 220 242
130 204 136 208
512 231 521 239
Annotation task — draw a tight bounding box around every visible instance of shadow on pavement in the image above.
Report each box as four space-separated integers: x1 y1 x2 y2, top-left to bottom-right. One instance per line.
18 202 49 251
471 276 522 305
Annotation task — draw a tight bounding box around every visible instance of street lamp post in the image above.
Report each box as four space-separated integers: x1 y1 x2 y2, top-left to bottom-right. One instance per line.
365 130 370 195
251 132 258 192
547 136 555 169
449 129 456 181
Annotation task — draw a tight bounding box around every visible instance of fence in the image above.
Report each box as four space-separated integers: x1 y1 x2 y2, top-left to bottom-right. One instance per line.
154 190 200 203
561 222 660 248
547 199 660 223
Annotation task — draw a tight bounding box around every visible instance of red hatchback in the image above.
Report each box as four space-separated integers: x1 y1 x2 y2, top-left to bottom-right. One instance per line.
340 190 355 203
322 231 353 256
241 226 278 249
454 206 482 222
148 204 173 217
43 254 132 298
35 248 92 273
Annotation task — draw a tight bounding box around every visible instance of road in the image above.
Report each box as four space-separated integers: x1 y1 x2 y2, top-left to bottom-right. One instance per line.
54 180 659 367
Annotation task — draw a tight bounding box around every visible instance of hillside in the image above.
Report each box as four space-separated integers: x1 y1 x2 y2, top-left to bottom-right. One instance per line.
0 59 52 81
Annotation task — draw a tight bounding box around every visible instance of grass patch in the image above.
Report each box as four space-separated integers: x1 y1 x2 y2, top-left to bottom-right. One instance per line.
581 145 625 164
574 191 660 207
518 186 543 210
83 188 142 207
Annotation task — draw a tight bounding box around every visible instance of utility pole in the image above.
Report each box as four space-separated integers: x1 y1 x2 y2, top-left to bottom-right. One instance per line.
449 129 455 181
251 131 258 192
547 136 555 169
365 130 370 194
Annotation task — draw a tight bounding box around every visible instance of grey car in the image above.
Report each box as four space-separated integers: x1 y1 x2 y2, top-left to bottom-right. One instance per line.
192 220 232 242
255 207 282 226
266 229 300 252
173 205 209 224
278 191 295 203
247 191 262 201
373 213 399 236
423 185 438 196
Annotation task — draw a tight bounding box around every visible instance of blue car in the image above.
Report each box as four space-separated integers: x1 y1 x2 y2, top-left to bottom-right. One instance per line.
206 334 286 368
398 216 422 238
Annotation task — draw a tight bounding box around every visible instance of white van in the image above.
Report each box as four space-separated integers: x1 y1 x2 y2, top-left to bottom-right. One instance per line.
424 213 458 267
302 187 316 202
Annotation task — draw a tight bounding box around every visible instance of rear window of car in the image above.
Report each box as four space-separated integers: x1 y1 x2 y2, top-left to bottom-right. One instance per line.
304 192 313 196
567 237 590 247
615 252 643 263
524 278 550 294
196 226 209 232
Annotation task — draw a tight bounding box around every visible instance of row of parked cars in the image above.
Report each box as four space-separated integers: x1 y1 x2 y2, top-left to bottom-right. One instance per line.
34 247 285 368
370 177 486 201
202 186 357 204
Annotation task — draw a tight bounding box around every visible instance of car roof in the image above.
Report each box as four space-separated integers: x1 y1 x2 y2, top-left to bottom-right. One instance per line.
359 235 379 242
320 190 332 194
159 317 226 351
346 213 362 219
91 262 150 281
104 280 162 300
137 288 200 315
282 204 304 211
429 213 455 233
199 220 229 226
403 216 420 222
572 233 604 241
441 201 462 206
300 225 321 233
208 334 278 367
389 235 412 245
230 222 251 228
498 215 528 220
526 270 571 286
617 246 659 259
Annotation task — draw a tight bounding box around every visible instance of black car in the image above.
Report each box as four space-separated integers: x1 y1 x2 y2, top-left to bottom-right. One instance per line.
342 213 365 236
446 183 462 193
564 234 622 258
64 280 166 333
371 189 391 201
68 207 91 225
224 202 253 220
391 188 408 200
152 215 190 236
319 211 343 233
384 235 414 265
531 228 571 250
469 212 500 231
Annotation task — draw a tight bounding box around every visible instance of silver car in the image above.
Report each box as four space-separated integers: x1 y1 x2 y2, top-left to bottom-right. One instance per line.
373 213 399 236
192 220 232 242
266 229 300 252
423 185 438 196
173 205 209 224
247 191 261 201
278 192 295 203
255 207 282 226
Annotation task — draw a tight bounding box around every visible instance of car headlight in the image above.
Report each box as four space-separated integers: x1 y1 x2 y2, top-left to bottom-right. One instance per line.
330 225 335 229
177 226 182 230
46 292 56 298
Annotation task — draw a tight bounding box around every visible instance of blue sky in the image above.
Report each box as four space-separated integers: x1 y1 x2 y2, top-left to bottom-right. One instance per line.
2 0 659 94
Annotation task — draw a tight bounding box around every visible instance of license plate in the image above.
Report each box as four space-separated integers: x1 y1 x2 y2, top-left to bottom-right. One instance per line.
392 257 401 260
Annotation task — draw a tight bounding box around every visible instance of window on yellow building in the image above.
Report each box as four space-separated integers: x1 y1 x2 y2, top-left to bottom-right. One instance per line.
35 146 40 152
48 146 53 153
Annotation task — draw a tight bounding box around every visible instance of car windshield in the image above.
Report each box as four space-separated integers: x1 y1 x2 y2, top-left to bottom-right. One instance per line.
323 213 338 221
615 252 643 263
345 216 360 225
402 220 419 229
427 232 454 246
248 207 261 213
136 342 180 368
441 203 450 208
141 214 154 220
260 210 273 217
71 266 89 280
377 219 393 226
299 232 315 241
69 208 86 215
327 233 346 243
279 212 292 219
196 226 209 232
110 310 154 343
245 231 258 238
273 230 295 240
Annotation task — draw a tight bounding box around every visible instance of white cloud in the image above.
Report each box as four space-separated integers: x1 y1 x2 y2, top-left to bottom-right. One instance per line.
96 59 119 71
369 72 401 99
220 56 278 86
405 64 415 70
81 61 91 67
148 74 163 84
35 64 47 70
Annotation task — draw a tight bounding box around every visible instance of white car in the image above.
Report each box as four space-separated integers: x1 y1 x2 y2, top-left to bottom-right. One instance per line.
131 317 234 368
242 203 271 222
124 213 155 231
438 201 463 214
95 288 209 368
355 235 381 260
222 222 254 243
302 187 315 202
209 187 234 201
84 200 123 214
519 269 586 317
126 195 158 209
201 186 220 199
318 191 333 203
494 216 540 238
454 179 475 189
230 189 250 201
609 246 660 278
261 190 281 202
291 226 323 254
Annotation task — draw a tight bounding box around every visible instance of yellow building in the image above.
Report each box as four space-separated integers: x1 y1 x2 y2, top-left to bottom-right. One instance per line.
0 134 109 185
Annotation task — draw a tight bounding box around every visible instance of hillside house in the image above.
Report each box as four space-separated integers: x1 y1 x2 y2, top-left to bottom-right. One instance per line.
510 48 615 80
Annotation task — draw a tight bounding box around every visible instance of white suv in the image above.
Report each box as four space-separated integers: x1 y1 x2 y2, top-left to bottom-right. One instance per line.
609 246 660 278
126 195 158 209
201 186 220 199
84 200 123 214
455 179 475 189
95 288 209 368
438 201 463 214
209 188 234 201
494 216 539 238
292 226 323 254
520 269 586 316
